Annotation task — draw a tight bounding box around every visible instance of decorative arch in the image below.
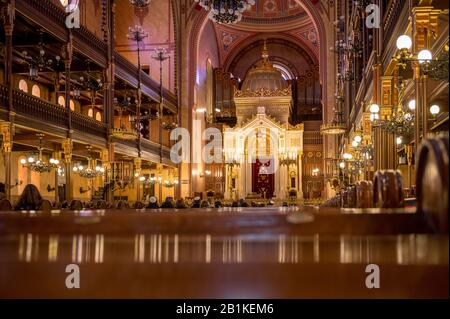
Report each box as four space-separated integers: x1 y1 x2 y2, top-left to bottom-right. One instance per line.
186 1 331 119
225 37 318 80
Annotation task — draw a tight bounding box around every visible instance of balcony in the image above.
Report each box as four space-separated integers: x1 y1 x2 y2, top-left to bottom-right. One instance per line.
0 84 108 139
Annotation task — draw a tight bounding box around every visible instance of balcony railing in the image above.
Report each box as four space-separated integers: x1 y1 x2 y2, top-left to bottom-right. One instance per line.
71 111 108 138
114 53 178 111
13 89 68 127
0 84 107 137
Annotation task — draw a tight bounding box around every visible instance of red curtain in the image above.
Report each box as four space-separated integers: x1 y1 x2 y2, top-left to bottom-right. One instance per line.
252 158 275 199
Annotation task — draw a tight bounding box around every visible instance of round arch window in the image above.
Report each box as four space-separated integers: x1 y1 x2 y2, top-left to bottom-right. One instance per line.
18 79 28 93
31 85 41 98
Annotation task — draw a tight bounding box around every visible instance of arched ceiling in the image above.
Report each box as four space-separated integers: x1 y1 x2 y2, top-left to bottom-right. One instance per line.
226 37 317 81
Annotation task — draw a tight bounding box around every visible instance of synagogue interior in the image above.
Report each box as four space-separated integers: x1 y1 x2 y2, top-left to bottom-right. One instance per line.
0 0 448 299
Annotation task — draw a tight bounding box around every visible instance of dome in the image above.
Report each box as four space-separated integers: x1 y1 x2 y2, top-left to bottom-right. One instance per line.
240 42 289 93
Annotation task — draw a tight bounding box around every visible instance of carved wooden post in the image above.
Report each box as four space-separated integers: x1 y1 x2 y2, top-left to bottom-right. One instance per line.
62 38 73 133
1 0 15 200
52 150 61 203
63 139 73 202
134 157 142 202
0 122 13 200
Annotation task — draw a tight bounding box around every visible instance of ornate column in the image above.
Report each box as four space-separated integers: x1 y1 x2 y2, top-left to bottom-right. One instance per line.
412 6 439 148
101 147 113 203
0 122 12 200
374 76 396 170
134 157 142 202
62 38 73 133
1 1 15 200
297 152 303 200
63 139 73 201
52 150 62 203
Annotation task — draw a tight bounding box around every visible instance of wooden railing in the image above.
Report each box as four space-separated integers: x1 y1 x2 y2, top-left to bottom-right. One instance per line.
0 85 107 137
15 0 178 110
13 89 68 127
71 111 108 138
16 0 108 65
114 53 178 110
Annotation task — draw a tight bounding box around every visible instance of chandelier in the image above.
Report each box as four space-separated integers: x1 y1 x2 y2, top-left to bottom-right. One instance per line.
22 31 60 80
279 149 298 166
163 179 179 188
321 74 347 135
129 0 151 8
195 0 255 24
320 108 347 135
72 146 105 179
20 134 60 173
112 96 139 141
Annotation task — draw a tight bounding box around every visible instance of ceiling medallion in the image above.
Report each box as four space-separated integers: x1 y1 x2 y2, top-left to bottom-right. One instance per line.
195 0 256 24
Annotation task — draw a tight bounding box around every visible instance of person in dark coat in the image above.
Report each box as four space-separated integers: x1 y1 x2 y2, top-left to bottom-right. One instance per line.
191 196 201 208
146 196 159 209
160 197 175 208
175 199 187 209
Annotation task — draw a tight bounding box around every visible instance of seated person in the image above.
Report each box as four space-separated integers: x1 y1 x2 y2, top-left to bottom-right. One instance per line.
146 196 159 209
238 198 249 207
0 182 6 200
200 200 210 208
191 196 201 208
175 199 187 209
14 184 43 211
231 201 239 207
70 200 83 210
214 200 222 208
160 197 175 209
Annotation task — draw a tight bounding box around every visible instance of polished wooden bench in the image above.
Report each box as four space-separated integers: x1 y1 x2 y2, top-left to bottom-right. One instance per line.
0 207 447 298
0 207 436 235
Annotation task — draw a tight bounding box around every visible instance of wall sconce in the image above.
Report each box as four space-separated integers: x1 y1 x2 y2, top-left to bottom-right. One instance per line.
79 186 91 194
10 180 23 190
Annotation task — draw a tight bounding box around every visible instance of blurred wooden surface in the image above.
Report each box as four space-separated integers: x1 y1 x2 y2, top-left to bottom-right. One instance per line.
0 207 435 235
0 207 447 298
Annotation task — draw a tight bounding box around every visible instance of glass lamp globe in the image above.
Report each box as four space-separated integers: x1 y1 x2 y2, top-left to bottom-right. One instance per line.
352 140 359 147
370 103 380 114
430 104 440 115
408 99 416 111
396 35 412 50
354 135 362 143
339 162 345 169
343 153 353 160
417 50 432 64
20 159 27 165
396 137 403 145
